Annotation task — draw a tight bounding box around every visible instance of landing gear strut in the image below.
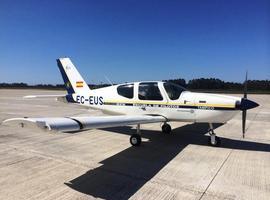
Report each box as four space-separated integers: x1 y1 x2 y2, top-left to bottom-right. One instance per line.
208 123 221 147
162 123 172 134
130 124 142 146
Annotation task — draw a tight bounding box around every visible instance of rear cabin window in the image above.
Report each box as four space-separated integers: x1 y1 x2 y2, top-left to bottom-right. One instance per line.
117 84 134 99
164 82 186 100
138 82 163 100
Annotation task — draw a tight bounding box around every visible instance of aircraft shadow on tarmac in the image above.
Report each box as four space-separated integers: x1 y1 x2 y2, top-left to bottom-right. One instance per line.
65 123 270 200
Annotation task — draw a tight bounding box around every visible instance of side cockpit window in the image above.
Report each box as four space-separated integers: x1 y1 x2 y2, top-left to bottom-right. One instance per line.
164 82 186 100
117 84 134 99
139 82 163 100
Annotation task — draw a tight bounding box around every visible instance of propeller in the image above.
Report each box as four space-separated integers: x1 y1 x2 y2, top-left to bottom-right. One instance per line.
235 71 259 138
242 71 248 138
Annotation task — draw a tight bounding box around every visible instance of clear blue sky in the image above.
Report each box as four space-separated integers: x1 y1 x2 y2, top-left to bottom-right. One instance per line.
0 0 269 84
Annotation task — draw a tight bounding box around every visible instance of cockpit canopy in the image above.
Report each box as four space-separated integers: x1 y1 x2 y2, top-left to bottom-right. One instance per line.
163 82 186 100
116 81 186 100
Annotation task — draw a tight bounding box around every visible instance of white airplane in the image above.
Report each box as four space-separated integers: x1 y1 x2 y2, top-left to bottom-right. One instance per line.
3 58 259 147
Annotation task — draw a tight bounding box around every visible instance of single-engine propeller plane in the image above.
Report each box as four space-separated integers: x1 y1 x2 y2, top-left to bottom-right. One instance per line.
3 58 259 147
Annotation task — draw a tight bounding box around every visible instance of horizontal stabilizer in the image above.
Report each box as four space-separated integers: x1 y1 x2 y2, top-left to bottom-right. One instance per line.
24 94 66 99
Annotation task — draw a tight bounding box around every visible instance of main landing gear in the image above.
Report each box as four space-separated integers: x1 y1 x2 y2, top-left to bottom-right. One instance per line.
130 123 172 146
162 123 172 134
130 124 142 146
130 123 221 147
208 123 221 147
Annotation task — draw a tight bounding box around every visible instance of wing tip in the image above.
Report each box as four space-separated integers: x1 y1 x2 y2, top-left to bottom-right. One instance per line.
2 117 52 131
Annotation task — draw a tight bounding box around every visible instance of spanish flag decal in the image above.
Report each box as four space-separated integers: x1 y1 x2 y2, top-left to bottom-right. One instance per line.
76 81 84 88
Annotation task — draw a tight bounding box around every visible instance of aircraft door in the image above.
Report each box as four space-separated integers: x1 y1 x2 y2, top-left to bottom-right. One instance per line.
136 82 168 113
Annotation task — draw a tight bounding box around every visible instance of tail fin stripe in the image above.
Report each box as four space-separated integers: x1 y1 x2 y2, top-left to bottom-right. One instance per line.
57 59 75 94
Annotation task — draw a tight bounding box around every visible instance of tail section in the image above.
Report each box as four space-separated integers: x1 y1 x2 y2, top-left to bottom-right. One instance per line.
57 58 91 94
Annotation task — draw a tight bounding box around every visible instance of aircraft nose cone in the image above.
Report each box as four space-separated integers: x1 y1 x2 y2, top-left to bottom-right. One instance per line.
236 98 259 110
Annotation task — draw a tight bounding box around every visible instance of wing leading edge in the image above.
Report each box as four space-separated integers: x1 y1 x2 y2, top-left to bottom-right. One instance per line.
2 115 166 132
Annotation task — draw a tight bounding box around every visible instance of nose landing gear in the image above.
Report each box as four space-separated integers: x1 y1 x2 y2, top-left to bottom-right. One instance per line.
208 123 221 147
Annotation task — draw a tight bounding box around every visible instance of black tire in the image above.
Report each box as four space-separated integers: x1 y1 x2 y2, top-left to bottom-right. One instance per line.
162 123 172 134
208 136 221 147
130 134 141 146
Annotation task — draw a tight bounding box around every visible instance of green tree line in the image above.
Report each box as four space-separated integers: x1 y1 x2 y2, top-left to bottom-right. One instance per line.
164 78 270 92
0 78 269 93
0 83 111 90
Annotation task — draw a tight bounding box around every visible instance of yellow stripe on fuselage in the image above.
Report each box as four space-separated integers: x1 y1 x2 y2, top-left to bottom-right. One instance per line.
104 99 235 108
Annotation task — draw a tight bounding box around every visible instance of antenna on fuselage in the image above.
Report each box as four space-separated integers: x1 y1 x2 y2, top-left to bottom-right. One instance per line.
104 75 113 86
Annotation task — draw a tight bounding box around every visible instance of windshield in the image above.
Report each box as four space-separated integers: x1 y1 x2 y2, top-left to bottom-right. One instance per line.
163 82 186 100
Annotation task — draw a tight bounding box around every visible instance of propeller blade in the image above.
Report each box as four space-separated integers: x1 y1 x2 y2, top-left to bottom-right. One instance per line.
242 110 246 138
244 71 248 99
242 71 248 138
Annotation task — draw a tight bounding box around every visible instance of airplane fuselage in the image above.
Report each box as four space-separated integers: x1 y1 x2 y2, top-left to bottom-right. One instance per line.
68 81 242 123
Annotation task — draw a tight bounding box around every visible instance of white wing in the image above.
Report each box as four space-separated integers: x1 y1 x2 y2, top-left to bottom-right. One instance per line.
2 115 166 132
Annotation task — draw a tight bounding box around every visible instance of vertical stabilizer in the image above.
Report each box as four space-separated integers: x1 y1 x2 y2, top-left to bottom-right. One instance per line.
57 58 91 94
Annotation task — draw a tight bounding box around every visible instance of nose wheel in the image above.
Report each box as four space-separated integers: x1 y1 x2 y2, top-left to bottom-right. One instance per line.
208 123 221 147
162 123 172 134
